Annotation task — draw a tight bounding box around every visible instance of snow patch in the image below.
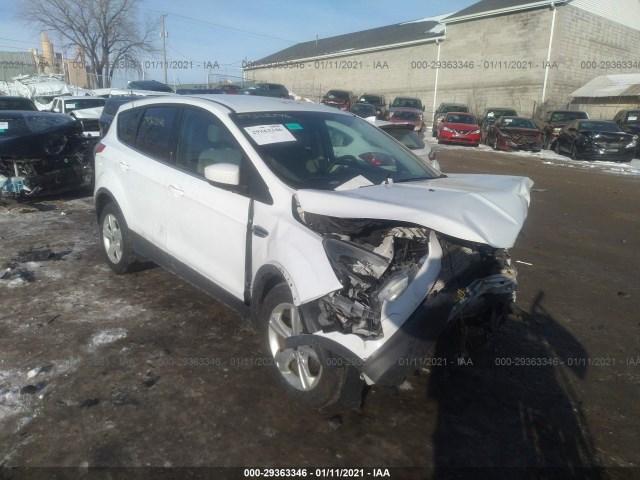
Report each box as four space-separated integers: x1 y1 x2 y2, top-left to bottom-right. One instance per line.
89 328 128 348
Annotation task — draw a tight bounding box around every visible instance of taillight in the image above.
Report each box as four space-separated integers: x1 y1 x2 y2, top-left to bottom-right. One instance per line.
95 142 106 154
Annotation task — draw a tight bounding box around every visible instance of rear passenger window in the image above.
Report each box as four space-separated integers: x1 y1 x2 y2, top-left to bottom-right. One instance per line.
136 106 178 162
117 108 143 147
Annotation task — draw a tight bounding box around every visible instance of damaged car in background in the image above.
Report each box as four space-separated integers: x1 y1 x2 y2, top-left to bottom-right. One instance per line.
1 111 92 197
94 95 532 408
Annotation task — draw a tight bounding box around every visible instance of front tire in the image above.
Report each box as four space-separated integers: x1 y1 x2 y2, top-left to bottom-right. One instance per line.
259 283 348 408
571 142 580 160
99 203 135 274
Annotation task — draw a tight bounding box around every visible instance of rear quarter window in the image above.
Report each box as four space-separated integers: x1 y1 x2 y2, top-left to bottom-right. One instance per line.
117 108 143 147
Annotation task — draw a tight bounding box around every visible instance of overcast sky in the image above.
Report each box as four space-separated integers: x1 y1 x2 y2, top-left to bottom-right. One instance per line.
0 0 477 87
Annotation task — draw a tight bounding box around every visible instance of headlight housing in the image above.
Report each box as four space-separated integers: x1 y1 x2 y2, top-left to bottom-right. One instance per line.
443 126 453 132
376 264 420 303
628 135 638 148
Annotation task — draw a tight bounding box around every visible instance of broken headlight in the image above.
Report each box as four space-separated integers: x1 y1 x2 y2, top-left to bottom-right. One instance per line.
323 237 390 286
376 262 421 303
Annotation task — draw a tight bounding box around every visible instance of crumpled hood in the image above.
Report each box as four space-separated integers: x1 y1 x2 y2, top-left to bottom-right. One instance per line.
297 174 534 248
501 128 540 137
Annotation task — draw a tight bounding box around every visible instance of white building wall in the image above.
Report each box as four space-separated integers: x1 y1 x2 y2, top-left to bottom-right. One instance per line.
246 2 640 120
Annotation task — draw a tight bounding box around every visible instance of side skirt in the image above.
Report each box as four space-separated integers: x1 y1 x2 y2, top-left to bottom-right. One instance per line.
130 231 250 317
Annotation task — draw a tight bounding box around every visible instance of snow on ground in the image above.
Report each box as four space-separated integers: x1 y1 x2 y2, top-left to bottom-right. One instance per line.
425 135 640 177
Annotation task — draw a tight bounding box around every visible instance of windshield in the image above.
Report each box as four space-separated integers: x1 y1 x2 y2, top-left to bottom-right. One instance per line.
392 98 420 109
0 113 75 139
391 111 420 121
578 121 622 132
442 104 468 113
359 95 381 106
63 98 105 112
486 109 516 120
550 111 588 122
351 104 376 116
382 129 425 150
325 91 349 100
232 111 439 190
0 98 37 111
625 112 640 124
500 117 537 129
444 113 477 124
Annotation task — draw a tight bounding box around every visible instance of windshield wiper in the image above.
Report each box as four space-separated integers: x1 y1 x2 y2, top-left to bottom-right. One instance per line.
395 176 430 183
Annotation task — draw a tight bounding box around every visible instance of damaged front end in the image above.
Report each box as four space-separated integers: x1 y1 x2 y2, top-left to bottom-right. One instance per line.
299 209 518 343
0 111 92 198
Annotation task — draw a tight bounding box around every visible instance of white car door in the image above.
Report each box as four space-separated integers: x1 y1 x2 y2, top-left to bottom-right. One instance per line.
164 107 250 300
112 105 179 247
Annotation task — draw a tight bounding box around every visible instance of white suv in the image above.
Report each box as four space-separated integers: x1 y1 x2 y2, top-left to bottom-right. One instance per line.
94 95 533 407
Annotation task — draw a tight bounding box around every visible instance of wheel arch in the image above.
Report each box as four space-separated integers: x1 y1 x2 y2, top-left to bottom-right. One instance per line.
250 264 289 324
94 188 121 224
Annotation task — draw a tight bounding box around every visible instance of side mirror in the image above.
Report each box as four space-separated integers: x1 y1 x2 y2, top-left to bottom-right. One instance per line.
204 163 240 186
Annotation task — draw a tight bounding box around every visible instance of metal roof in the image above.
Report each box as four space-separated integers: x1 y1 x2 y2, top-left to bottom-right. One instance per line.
571 74 640 98
249 17 448 67
442 0 568 23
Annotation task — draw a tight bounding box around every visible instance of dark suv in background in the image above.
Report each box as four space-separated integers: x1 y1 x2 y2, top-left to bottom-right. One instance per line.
240 83 290 98
432 102 469 136
321 89 357 111
541 110 589 148
357 93 387 118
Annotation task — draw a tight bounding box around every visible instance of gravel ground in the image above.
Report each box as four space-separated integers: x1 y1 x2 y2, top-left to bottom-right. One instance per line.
0 145 638 479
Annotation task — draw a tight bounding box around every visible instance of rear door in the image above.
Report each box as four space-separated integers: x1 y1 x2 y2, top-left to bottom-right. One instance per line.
113 105 179 246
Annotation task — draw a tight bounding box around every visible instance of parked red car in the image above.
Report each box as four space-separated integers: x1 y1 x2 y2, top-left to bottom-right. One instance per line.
437 112 480 146
386 108 424 132
485 116 543 152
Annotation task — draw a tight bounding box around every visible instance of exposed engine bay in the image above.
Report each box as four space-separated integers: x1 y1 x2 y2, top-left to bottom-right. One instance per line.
0 111 93 197
298 210 518 340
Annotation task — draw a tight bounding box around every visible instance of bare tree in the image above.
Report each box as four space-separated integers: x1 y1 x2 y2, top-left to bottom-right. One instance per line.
17 0 159 88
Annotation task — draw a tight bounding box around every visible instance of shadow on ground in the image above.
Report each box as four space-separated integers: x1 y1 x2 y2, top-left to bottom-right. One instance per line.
427 291 602 479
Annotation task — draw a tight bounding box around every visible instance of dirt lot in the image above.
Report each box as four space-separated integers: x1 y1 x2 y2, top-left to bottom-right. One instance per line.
0 146 639 479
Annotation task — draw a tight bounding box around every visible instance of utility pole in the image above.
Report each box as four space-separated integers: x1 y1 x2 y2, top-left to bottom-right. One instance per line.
161 14 168 84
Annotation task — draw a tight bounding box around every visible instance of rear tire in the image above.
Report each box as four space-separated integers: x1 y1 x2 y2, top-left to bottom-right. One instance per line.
259 283 350 408
99 203 135 274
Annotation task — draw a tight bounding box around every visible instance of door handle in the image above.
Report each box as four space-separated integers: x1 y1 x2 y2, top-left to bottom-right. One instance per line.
119 161 130 171
252 225 269 238
168 184 184 196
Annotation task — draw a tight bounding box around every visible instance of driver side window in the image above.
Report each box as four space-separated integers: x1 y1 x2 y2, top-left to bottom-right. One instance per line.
176 108 243 178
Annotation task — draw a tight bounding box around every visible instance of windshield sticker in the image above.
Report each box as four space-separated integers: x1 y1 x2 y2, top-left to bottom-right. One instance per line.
628 115 638 121
67 103 76 109
0 122 8 130
503 118 513 124
244 124 297 145
334 175 374 191
487 112 495 117
285 123 303 130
